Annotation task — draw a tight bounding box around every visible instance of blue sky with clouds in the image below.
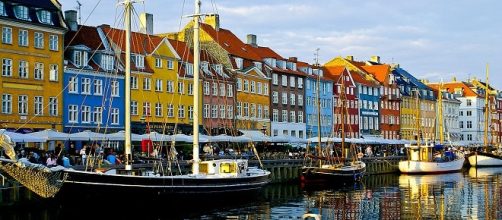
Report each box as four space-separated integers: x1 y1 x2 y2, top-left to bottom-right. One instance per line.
60 0 502 87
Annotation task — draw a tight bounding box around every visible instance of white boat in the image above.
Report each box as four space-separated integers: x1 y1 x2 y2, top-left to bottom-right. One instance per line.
468 151 502 167
398 145 465 174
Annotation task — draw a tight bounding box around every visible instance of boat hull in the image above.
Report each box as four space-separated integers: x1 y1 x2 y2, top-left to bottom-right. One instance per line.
468 152 502 167
398 158 465 174
300 163 366 183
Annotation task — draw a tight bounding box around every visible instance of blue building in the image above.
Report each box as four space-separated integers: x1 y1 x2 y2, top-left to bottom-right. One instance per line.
301 65 334 138
62 23 124 140
355 74 381 138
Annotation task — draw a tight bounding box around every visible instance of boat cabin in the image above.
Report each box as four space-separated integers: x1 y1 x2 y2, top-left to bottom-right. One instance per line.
199 159 248 176
406 144 433 162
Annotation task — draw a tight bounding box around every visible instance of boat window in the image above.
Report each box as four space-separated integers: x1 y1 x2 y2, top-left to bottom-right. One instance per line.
220 163 236 174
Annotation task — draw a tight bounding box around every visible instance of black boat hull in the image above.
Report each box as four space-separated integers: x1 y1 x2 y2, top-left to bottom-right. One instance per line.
300 166 366 183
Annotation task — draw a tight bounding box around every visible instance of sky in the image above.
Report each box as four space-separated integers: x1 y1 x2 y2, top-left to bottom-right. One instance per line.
59 0 502 88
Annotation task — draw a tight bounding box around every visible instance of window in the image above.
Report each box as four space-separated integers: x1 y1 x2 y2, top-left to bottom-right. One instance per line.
178 82 184 94
49 97 57 116
93 107 103 124
237 78 242 91
189 106 194 120
143 78 151 90
282 75 287 86
131 76 138 89
17 95 28 115
155 79 163 92
467 110 472 116
257 105 262 119
34 63 43 80
94 79 103 95
188 83 193 95
81 106 91 123
37 10 52 24
264 106 269 118
0 2 5 16
298 95 303 106
298 111 303 123
2 58 12 76
212 82 218 95
155 58 162 68
131 101 138 115
49 35 58 51
101 55 114 71
219 83 225 96
14 6 29 20
219 105 225 119
282 93 288 105
250 103 256 118
290 76 295 87
2 27 11 44
49 64 58 81
81 78 91 94
257 82 262 95
235 57 243 69
227 105 233 119
166 81 174 93
167 104 174 117
250 81 256 93
264 84 269 96
282 110 288 122
459 121 463 128
214 64 223 75
467 99 472 106
134 55 144 68
68 105 78 122
290 111 296 123
155 103 163 117
467 121 472 128
167 60 174 69
227 84 233 97
2 94 12 114
236 102 242 117
243 80 249 92
178 105 185 118
298 78 303 89
111 108 119 125
18 60 28 78
18 29 28 46
203 104 210 118
211 105 218 118
273 92 279 104
203 82 210 95
74 51 88 67
290 93 296 106
69 76 78 93
185 63 193 75
273 109 279 122
111 80 119 97
272 74 278 85
243 102 249 117
142 102 151 116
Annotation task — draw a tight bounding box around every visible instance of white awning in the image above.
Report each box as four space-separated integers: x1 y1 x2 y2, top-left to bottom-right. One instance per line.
239 130 271 142
0 130 46 143
30 129 70 141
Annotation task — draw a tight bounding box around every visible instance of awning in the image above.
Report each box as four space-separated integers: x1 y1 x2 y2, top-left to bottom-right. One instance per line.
30 129 70 141
0 129 46 143
239 130 271 142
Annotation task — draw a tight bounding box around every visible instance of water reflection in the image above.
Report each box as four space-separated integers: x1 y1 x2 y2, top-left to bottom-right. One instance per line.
1 169 502 219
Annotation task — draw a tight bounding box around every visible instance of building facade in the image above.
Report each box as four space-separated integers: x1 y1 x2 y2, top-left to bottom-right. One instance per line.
0 0 66 132
303 65 333 138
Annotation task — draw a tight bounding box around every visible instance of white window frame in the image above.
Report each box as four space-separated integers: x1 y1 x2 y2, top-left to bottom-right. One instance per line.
18 60 28 78
94 79 103 95
111 108 119 125
2 27 12 44
18 29 28 47
49 35 59 51
2 94 12 114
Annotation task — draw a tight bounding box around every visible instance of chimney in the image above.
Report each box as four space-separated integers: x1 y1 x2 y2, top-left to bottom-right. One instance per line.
140 13 153 35
370 55 380 64
247 34 257 47
452 76 457 82
205 14 220 31
64 10 78 32
345 55 354 61
289 57 298 62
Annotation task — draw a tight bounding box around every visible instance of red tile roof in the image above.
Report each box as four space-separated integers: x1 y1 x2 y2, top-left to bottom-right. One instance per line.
250 46 284 60
200 23 262 61
102 27 164 54
65 25 105 50
360 65 391 83
429 82 481 97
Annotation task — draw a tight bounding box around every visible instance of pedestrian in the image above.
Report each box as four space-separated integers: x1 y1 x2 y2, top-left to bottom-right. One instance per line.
80 145 87 166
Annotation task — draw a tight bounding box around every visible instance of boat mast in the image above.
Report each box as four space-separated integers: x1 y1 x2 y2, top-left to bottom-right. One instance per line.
340 69 346 160
192 0 201 175
123 0 133 170
438 82 444 145
415 89 421 147
315 48 322 167
484 64 490 150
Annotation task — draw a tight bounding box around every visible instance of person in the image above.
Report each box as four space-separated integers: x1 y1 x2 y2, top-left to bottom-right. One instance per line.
46 154 57 167
365 146 373 157
62 154 71 167
80 145 87 166
106 152 117 164
69 143 77 156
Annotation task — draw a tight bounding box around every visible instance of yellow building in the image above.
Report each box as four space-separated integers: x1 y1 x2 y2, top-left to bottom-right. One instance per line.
104 27 201 134
0 1 66 132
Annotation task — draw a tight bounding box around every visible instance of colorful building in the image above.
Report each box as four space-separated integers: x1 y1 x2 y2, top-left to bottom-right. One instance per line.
427 83 461 142
392 66 436 141
324 67 359 138
468 78 501 144
62 22 124 134
301 62 333 138
361 62 401 139
0 0 67 132
103 23 199 134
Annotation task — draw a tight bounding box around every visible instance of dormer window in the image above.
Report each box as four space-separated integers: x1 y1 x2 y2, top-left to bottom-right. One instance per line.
214 64 223 75
74 51 88 67
185 63 193 76
14 5 30 21
234 57 243 69
101 54 114 71
254 62 262 70
0 2 6 16
133 54 144 68
37 10 52 25
201 62 208 72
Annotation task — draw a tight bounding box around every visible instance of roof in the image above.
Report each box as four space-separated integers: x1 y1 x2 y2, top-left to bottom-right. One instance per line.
360 65 391 83
102 27 164 55
428 82 481 97
392 67 430 90
2 0 66 29
65 25 105 50
199 23 262 61
250 46 284 60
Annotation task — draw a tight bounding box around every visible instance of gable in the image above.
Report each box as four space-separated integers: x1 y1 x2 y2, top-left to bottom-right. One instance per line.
242 66 268 79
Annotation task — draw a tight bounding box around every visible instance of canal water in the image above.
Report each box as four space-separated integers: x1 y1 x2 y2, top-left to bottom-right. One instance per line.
1 167 501 219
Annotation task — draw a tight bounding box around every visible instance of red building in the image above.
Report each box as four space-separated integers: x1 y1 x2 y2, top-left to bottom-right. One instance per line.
361 64 401 139
324 67 359 138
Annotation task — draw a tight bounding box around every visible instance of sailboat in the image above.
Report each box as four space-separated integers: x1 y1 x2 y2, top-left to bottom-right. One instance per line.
301 66 366 183
398 87 464 174
468 64 502 166
0 0 269 198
